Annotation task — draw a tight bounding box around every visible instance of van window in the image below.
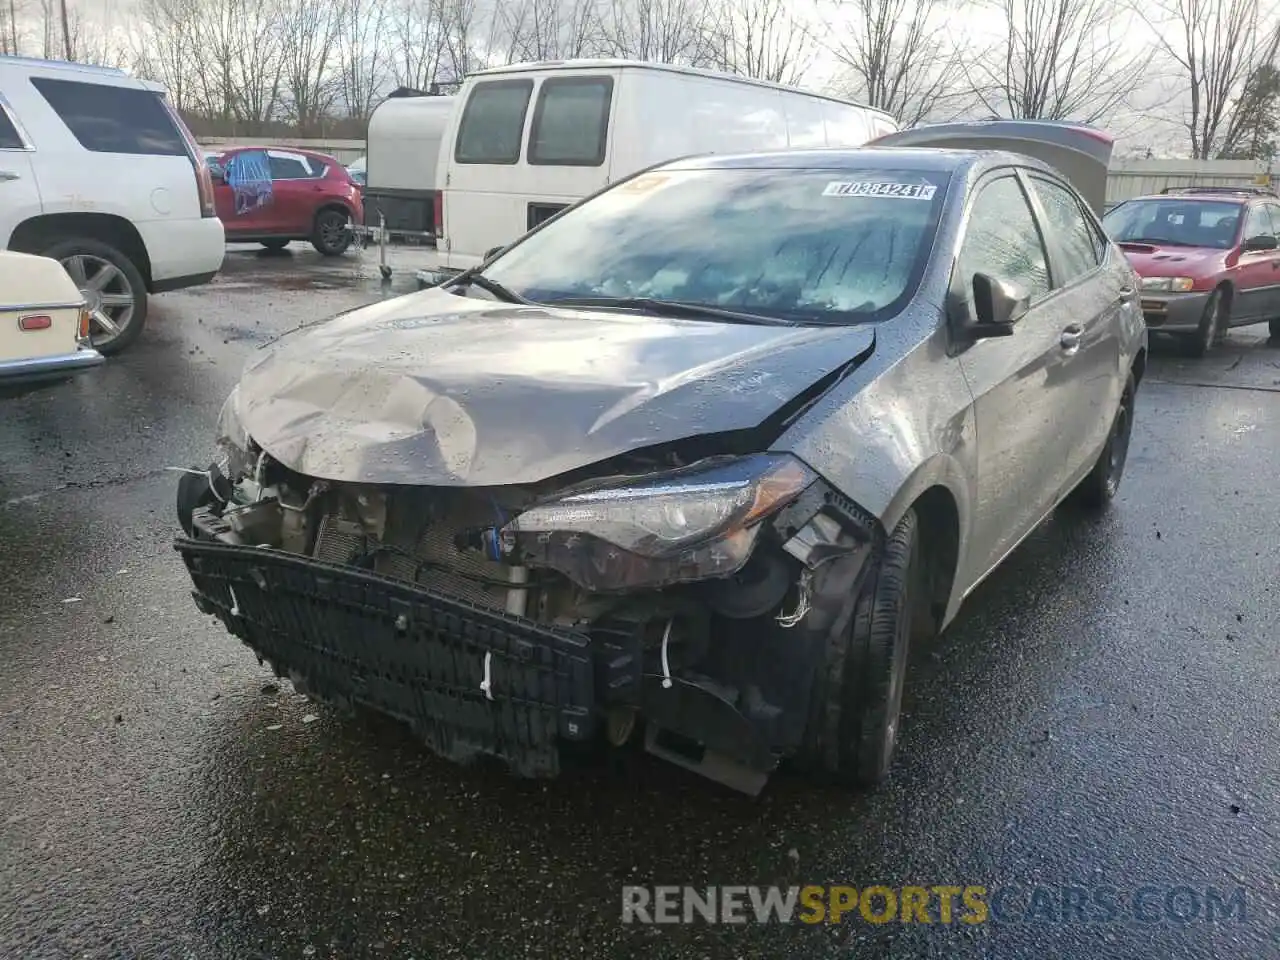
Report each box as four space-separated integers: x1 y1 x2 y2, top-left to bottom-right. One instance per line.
528 76 613 167
29 77 187 156
455 79 534 165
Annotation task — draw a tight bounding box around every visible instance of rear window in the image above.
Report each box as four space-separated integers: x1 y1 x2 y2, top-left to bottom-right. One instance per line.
30 77 187 156
455 80 533 165
528 76 613 166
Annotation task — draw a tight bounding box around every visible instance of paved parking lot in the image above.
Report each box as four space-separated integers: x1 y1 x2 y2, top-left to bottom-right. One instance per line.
1 243 1278 959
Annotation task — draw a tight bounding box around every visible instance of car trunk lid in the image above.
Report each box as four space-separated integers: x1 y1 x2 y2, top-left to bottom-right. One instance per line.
870 120 1114 217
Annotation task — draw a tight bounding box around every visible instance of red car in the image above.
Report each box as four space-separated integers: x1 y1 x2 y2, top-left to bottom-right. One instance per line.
209 146 363 256
1102 186 1280 356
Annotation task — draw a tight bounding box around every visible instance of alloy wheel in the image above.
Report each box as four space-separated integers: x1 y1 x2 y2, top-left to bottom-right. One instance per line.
62 253 136 350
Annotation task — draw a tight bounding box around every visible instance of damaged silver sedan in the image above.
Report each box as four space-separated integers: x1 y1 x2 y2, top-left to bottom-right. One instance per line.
175 122 1147 795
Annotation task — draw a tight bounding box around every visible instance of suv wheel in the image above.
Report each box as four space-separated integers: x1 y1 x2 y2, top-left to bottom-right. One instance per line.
1270 318 1280 340
44 237 148 355
311 209 352 256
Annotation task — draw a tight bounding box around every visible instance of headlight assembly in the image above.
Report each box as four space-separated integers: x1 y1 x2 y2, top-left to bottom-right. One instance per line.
502 454 818 591
214 385 256 479
1140 276 1195 293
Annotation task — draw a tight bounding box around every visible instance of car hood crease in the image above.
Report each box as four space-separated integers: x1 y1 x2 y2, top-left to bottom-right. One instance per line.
234 289 876 486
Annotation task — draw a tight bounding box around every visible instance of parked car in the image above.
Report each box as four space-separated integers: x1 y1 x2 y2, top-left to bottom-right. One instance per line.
1103 186 1280 355
208 146 363 255
0 250 102 397
0 55 225 355
175 123 1145 796
424 59 899 283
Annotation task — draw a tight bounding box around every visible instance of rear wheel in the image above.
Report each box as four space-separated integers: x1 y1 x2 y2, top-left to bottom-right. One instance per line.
804 507 920 787
260 239 290 251
311 208 351 256
1071 373 1136 509
1185 288 1227 357
1269 318 1280 340
43 237 148 355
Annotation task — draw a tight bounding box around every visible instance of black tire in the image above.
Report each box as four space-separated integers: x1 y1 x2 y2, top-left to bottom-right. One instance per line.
260 239 290 251
806 508 920 787
1269 318 1280 340
42 237 148 355
311 208 352 256
1071 372 1136 509
1185 288 1227 357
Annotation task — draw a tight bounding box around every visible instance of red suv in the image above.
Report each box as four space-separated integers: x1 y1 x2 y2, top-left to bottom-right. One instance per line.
1103 187 1280 355
209 146 363 256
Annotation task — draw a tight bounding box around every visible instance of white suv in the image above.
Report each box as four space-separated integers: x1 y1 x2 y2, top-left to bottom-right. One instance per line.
0 56 225 354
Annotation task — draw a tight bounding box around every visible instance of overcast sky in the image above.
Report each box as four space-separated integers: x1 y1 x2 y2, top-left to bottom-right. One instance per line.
76 0 1202 156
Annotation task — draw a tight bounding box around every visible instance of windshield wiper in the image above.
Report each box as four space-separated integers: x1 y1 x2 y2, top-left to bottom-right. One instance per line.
544 296 798 326
1119 237 1195 247
448 271 533 304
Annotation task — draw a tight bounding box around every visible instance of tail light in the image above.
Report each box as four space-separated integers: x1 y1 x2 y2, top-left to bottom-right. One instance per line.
433 191 443 236
160 95 217 218
18 314 52 331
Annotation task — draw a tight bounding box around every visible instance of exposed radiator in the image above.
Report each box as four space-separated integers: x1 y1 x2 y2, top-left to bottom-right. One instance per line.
311 491 516 612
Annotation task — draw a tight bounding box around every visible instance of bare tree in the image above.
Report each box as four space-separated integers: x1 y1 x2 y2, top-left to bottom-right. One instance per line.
1 0 19 54
964 0 1152 125
492 0 607 63
1140 0 1280 158
280 0 344 132
130 0 201 110
825 0 965 125
336 0 390 119
602 0 719 65
390 0 451 89
705 0 816 85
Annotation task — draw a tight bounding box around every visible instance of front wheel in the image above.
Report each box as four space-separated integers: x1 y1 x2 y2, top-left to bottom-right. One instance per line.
1071 372 1136 509
804 507 920 787
1186 289 1227 357
43 237 149 355
311 209 352 256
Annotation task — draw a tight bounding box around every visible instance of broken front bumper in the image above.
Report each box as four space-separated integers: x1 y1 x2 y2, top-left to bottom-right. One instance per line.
176 537 809 787
177 538 594 777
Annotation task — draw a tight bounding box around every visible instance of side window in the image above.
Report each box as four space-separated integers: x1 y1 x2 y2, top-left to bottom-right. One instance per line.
0 103 24 149
455 80 534 165
1028 175 1102 284
267 152 312 180
528 76 614 167
1243 203 1275 240
29 77 187 156
955 176 1052 304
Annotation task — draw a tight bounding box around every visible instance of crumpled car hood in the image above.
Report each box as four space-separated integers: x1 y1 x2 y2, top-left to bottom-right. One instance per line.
234 288 875 486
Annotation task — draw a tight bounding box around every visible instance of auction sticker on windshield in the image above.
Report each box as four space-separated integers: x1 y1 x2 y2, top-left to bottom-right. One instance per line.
823 181 937 200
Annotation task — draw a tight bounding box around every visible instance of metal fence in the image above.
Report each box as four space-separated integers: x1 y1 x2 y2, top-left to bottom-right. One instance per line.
196 138 1277 202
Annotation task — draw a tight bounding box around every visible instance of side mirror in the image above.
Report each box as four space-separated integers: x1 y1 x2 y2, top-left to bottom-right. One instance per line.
483 245 507 261
969 272 1029 335
1243 234 1278 252
209 165 225 184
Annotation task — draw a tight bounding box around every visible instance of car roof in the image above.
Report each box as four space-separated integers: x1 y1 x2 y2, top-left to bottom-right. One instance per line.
220 145 337 161
1125 192 1255 204
666 146 1052 177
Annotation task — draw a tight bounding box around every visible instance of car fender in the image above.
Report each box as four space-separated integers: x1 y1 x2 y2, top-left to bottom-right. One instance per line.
775 311 978 615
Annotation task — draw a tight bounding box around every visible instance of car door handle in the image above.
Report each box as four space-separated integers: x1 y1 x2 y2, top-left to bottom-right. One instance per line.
0 170 20 182
1060 326 1083 351
1117 286 1137 302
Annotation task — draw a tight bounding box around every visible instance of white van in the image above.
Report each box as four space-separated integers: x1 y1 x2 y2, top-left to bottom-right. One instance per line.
360 92 454 242
428 59 898 277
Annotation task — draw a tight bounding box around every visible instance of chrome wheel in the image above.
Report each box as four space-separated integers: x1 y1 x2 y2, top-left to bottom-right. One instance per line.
61 253 137 349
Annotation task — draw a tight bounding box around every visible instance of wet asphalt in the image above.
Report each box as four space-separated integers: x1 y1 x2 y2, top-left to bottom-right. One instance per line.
1 243 1278 960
